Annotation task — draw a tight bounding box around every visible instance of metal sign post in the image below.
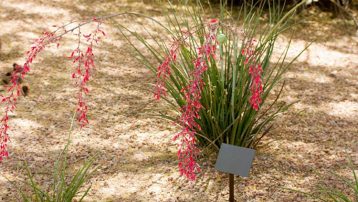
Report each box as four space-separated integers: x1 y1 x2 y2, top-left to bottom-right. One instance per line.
215 143 256 202
229 173 234 202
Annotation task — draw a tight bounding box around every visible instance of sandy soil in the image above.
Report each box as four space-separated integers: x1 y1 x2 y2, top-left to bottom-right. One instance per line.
0 0 357 201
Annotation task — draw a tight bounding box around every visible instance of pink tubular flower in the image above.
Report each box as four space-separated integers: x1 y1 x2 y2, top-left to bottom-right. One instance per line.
249 64 263 111
241 39 256 65
70 20 106 127
154 40 180 100
173 19 219 180
0 31 58 161
241 38 264 111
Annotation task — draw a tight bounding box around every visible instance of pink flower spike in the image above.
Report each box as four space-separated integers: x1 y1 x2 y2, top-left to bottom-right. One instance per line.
0 30 59 161
174 19 219 180
153 41 180 100
248 64 263 111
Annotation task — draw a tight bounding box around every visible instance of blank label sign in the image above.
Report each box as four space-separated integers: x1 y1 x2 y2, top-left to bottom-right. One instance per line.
215 143 256 177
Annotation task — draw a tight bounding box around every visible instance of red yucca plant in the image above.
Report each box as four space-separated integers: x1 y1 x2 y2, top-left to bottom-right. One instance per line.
118 1 307 180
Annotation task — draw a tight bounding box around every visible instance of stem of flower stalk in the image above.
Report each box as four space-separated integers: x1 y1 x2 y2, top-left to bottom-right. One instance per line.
51 109 77 196
218 32 226 144
51 12 173 44
220 39 225 84
57 110 77 159
68 110 77 140
229 174 234 202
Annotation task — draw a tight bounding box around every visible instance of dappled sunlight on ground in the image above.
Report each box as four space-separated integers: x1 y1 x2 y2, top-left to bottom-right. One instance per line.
273 36 358 69
285 71 334 84
324 101 358 118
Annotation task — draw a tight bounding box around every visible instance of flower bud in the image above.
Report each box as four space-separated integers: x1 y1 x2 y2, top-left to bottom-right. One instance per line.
217 33 227 44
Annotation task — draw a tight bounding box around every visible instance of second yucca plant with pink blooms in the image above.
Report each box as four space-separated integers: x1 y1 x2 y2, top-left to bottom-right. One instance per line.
121 2 305 180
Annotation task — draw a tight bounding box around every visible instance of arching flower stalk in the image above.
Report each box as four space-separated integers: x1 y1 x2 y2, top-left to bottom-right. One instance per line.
70 19 106 127
152 19 219 180
154 40 180 100
0 31 58 161
154 29 196 100
241 39 263 111
0 18 106 161
173 19 219 180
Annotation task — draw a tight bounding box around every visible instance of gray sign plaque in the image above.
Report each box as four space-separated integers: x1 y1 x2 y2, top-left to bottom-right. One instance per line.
215 143 255 177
